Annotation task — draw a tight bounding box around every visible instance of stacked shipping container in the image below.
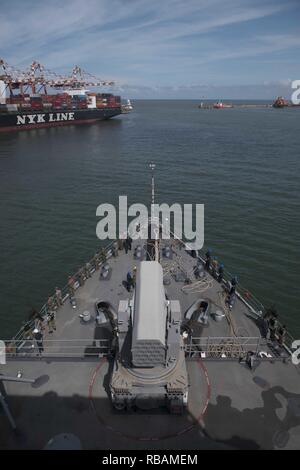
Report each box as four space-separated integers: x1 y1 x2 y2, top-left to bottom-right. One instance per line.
1 92 121 113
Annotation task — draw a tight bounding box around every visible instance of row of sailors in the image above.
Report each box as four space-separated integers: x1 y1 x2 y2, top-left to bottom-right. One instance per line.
262 308 287 345
67 239 133 296
204 248 238 298
204 249 287 346
204 248 227 283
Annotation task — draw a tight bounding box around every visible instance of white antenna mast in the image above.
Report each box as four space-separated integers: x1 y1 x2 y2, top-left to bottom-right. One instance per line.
149 162 156 213
149 163 159 260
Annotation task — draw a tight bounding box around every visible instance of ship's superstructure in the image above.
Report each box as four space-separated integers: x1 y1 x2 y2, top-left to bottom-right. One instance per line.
121 99 133 113
0 60 121 132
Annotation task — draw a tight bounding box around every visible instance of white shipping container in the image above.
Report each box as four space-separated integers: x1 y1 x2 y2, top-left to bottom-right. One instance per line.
87 96 96 109
7 104 19 111
0 80 6 104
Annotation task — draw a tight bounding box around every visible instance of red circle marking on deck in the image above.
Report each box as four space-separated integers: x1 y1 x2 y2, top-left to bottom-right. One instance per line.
88 358 211 441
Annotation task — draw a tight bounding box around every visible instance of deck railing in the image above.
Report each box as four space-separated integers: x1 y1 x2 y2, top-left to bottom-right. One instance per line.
4 338 111 359
3 336 289 362
185 336 271 359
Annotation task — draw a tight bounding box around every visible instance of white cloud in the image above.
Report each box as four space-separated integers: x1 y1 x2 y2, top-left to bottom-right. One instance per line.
0 0 299 94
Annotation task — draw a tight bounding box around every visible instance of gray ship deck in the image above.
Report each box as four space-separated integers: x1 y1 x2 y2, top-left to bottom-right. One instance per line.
1 239 300 450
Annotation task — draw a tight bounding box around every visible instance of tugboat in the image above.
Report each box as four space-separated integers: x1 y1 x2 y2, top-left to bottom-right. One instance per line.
0 165 299 450
213 101 224 109
273 96 289 108
213 101 233 109
122 99 133 113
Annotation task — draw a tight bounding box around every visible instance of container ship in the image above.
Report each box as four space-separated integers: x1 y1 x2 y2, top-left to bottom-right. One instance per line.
0 60 122 132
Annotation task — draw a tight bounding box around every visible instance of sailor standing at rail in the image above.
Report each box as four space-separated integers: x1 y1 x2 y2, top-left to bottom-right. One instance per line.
278 324 286 346
261 316 269 339
211 256 218 276
132 266 137 287
218 263 224 283
99 247 106 263
205 248 212 271
47 310 56 334
68 276 75 296
55 287 63 306
269 312 278 341
246 350 256 370
230 276 238 295
23 322 33 340
113 241 119 257
128 236 132 251
33 328 44 355
47 295 55 312
85 262 91 278
127 271 133 291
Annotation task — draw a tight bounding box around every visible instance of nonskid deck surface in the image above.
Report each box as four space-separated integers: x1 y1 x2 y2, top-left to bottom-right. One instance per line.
1 239 300 449
9 239 265 348
1 357 300 449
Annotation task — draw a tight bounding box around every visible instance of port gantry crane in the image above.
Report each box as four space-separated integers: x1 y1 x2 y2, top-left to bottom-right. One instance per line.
0 59 115 98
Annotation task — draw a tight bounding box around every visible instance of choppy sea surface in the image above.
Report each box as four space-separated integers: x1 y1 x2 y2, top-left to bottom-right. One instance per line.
0 100 299 338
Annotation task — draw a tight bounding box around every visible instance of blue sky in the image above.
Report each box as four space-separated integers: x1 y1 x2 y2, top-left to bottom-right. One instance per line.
0 0 300 98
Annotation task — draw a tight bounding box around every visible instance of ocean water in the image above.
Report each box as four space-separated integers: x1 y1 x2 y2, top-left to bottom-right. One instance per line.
0 100 299 338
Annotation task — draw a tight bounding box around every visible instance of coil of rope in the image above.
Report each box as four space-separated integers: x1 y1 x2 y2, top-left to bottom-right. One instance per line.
181 277 213 294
